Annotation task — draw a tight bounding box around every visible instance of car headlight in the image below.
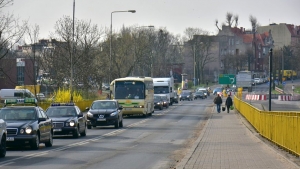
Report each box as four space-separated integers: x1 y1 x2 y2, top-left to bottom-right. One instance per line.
164 101 167 103
69 121 75 127
25 126 33 134
179 95 181 98
110 111 117 116
187 96 190 97
87 112 93 118
157 102 160 105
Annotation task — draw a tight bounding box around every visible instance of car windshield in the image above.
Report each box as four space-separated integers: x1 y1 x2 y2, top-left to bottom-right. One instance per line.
214 88 223 92
196 91 203 94
46 107 77 117
91 101 117 109
181 92 189 95
0 108 37 120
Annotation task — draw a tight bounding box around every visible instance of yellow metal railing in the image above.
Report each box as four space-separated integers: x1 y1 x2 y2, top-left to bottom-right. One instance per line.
234 95 300 156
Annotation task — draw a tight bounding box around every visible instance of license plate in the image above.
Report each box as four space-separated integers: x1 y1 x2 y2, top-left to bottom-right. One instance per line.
97 118 106 121
125 108 132 110
54 129 62 132
6 137 14 141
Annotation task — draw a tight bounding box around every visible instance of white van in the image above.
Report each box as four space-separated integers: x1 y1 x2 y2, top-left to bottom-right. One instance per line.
0 89 35 100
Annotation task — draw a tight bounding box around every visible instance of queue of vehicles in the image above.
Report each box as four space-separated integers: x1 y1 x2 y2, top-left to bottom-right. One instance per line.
0 76 212 157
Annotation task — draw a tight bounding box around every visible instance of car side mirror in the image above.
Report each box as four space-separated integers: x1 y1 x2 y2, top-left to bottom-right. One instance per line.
85 107 89 111
78 113 83 117
119 106 123 110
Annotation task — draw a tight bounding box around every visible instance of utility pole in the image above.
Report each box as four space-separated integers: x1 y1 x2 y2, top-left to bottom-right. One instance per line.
268 48 272 111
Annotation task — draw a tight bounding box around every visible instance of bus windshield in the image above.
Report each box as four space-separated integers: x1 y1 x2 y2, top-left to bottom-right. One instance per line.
115 81 145 99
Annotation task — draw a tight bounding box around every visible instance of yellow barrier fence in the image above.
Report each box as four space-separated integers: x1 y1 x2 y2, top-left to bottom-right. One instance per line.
234 95 300 156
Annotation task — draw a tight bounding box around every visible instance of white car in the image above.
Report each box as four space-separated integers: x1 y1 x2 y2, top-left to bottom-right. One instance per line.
253 78 260 84
0 119 6 157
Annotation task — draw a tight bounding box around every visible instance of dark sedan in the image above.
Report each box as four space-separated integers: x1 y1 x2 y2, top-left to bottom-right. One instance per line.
194 91 205 99
0 98 53 150
86 100 123 129
154 95 163 110
45 103 87 138
179 91 193 101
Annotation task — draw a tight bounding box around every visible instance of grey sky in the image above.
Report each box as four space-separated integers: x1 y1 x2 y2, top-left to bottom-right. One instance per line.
3 0 300 39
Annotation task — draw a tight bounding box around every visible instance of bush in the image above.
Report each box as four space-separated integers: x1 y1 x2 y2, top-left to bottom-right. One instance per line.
53 88 83 102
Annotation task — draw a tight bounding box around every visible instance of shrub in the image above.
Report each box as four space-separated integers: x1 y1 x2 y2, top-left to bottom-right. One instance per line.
53 88 83 103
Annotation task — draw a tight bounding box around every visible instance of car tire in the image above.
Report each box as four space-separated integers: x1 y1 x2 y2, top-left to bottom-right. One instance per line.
80 125 87 136
87 125 92 129
73 127 80 138
119 119 123 128
114 119 120 129
0 135 6 157
45 131 53 147
31 134 40 150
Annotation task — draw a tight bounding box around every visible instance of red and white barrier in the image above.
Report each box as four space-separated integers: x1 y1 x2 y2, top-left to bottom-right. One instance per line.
245 94 267 100
278 95 291 101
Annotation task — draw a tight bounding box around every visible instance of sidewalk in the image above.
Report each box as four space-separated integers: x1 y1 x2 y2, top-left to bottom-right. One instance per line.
176 107 300 169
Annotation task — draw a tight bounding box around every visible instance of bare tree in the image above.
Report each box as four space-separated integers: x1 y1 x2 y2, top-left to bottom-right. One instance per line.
249 15 258 30
225 12 234 27
234 15 239 27
48 16 103 93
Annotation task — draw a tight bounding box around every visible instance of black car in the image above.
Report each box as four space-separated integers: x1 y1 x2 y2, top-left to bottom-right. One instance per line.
45 103 87 138
86 100 123 129
160 95 169 108
154 95 163 110
194 91 205 99
179 91 193 101
0 98 53 150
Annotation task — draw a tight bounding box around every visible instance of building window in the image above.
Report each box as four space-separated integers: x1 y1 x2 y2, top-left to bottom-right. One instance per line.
236 40 239 44
17 66 25 85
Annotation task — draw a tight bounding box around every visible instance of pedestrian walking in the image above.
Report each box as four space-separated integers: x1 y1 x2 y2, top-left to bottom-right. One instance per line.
213 94 222 113
225 94 233 113
106 94 110 100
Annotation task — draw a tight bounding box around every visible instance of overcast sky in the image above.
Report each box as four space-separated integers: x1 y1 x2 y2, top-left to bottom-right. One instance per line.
2 0 300 39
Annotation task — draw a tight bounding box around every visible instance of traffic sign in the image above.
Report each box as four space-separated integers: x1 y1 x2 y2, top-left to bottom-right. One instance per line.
218 74 236 85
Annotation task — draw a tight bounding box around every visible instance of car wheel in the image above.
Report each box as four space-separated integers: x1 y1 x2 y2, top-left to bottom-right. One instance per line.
0 135 6 157
119 119 123 128
80 124 87 136
73 126 80 138
45 131 53 147
87 125 92 129
31 134 40 150
114 118 120 129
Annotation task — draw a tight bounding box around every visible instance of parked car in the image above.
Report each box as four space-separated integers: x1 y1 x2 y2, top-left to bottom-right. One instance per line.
0 98 53 150
102 83 110 90
0 119 6 157
86 100 123 129
253 78 260 84
154 95 163 110
45 103 87 138
194 91 205 99
36 93 46 101
179 90 193 101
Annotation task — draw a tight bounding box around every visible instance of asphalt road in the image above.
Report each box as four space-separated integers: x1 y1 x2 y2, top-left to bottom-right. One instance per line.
0 97 213 169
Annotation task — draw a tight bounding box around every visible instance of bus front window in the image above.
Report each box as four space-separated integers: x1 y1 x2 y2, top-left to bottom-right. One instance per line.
115 81 145 99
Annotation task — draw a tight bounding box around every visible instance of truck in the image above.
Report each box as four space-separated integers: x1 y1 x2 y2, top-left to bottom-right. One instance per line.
152 77 175 105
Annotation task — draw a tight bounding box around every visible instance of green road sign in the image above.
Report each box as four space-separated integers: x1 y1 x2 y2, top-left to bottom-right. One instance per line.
219 74 236 84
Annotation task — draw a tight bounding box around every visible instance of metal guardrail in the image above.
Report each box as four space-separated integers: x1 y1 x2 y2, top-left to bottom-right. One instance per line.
234 95 300 156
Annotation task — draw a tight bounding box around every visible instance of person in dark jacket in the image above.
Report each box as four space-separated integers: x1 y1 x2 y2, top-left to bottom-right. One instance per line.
214 94 223 113
225 94 233 113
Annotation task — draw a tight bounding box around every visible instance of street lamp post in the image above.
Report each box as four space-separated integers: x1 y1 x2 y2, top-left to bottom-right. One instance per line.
70 0 75 102
109 10 136 89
